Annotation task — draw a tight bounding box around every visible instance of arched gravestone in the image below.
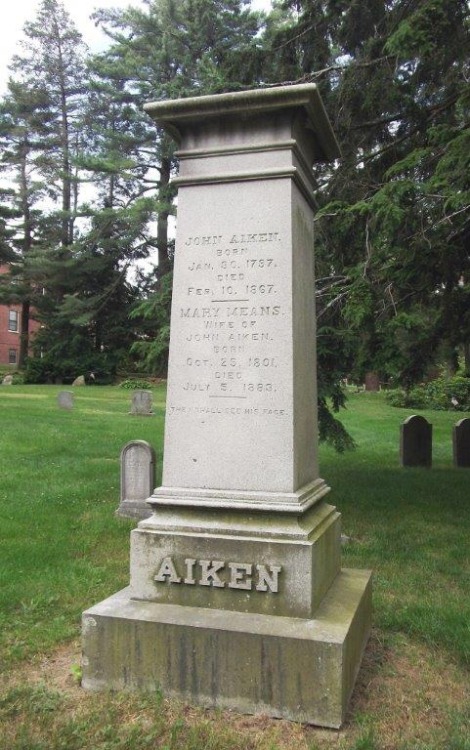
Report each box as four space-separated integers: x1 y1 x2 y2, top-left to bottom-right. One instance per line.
364 371 380 392
57 391 74 410
130 390 153 415
116 440 156 519
453 418 470 468
400 415 432 467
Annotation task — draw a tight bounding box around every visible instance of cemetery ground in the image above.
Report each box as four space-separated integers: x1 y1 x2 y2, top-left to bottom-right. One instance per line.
0 385 468 750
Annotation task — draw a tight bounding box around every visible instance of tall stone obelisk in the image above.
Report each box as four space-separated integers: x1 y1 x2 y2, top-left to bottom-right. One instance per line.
82 84 371 729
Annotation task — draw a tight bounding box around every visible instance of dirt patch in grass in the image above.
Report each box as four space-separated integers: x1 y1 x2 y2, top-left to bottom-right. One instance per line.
342 630 469 748
3 630 468 750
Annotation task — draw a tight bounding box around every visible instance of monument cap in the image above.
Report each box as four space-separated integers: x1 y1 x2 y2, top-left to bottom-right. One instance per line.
144 83 341 162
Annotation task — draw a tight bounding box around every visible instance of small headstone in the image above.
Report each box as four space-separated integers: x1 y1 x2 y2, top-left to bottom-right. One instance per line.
58 391 74 410
453 418 470 468
2 375 13 386
130 389 153 416
72 375 86 387
364 371 380 392
400 414 432 467
116 440 156 519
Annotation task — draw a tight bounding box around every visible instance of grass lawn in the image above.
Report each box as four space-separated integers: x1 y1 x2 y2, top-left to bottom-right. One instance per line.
0 385 468 750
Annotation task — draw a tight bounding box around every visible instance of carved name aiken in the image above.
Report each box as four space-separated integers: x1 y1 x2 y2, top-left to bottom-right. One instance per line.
154 557 282 593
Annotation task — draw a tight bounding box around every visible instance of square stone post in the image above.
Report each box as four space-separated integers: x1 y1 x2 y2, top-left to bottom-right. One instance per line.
82 85 371 729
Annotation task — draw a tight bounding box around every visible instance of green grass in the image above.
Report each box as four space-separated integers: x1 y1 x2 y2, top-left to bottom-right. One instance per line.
0 386 469 750
0 385 165 666
321 392 470 666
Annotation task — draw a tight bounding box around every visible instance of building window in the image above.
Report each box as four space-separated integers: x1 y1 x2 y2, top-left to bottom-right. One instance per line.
9 349 17 364
8 310 18 332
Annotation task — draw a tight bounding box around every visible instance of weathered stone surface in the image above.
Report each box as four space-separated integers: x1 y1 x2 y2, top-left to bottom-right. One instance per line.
2 375 13 385
130 501 341 618
82 569 371 729
146 86 338 504
116 440 156 519
130 390 153 416
57 391 74 410
72 375 86 387
82 84 371 729
400 414 432 467
453 418 470 468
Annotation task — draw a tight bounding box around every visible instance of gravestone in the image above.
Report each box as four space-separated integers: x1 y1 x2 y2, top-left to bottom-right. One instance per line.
453 418 470 468
130 389 153 416
2 375 13 385
72 375 85 386
400 415 432 467
365 371 380 392
57 391 74 410
82 84 372 729
116 440 156 519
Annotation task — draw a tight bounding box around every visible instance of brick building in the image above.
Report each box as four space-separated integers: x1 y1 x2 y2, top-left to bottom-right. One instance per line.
0 266 40 367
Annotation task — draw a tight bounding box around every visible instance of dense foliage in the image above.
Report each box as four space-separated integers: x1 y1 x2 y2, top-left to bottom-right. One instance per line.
0 0 468 442
264 0 469 387
386 375 470 411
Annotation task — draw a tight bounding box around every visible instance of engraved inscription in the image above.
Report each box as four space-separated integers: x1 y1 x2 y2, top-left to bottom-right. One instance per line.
172 228 288 412
154 557 282 593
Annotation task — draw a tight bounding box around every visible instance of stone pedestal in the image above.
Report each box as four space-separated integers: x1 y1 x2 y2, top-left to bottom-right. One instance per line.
82 84 371 729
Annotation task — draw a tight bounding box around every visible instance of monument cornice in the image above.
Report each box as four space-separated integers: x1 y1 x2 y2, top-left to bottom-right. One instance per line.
144 83 341 162
148 477 330 514
172 138 320 208
171 166 316 209
175 139 299 159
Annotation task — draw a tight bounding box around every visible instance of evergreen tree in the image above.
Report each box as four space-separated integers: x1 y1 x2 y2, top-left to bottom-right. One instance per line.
2 0 92 377
263 0 470 387
27 201 152 383
0 81 53 365
9 0 88 251
91 0 263 374
0 188 16 266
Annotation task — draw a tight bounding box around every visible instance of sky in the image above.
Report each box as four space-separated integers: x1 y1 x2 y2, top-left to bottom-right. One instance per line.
0 0 272 273
0 0 272 95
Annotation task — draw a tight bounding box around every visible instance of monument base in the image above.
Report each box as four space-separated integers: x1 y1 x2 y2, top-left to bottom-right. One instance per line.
115 500 153 521
82 568 371 729
129 499 342 619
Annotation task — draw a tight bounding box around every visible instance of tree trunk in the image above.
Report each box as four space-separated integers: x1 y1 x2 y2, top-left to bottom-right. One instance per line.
19 300 30 368
19 141 32 368
157 154 171 279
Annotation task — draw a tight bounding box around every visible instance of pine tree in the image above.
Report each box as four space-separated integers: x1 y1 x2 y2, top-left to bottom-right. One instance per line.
10 0 88 251
0 81 53 365
0 188 16 266
262 0 470 387
2 0 92 376
91 0 263 374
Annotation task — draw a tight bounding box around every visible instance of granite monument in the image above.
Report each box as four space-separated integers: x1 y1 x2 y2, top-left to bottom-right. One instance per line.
82 84 372 729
